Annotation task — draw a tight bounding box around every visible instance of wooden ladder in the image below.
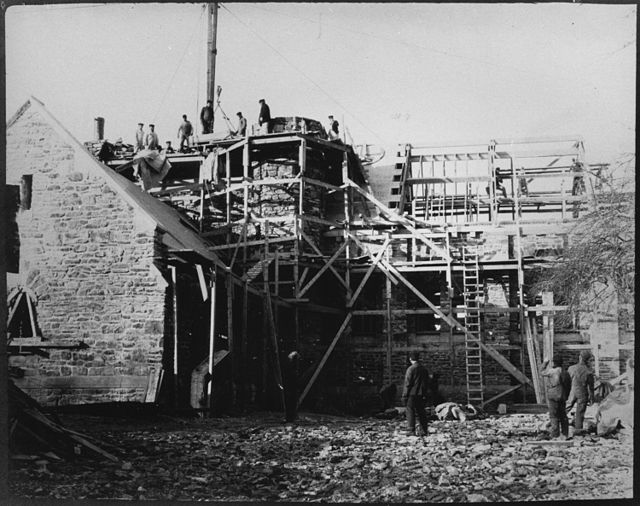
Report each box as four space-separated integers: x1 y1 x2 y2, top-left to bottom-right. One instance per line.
463 244 484 406
428 194 445 222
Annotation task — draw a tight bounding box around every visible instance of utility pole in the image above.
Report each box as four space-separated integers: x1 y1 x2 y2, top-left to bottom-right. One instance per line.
206 2 219 130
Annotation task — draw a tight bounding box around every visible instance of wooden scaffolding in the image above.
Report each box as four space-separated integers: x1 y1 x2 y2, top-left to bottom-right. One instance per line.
106 131 602 411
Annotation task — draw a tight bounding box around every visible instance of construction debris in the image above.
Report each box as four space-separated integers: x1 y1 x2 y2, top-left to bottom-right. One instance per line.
9 381 119 464
8 411 632 502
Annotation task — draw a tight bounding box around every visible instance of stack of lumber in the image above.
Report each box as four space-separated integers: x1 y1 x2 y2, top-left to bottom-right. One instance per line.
9 380 119 462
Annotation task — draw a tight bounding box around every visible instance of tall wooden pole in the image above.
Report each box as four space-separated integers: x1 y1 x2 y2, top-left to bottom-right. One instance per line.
208 268 217 413
207 3 219 128
170 266 179 410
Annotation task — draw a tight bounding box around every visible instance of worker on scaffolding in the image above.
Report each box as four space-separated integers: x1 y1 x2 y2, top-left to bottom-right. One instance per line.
200 99 214 134
177 114 193 152
235 112 247 137
571 159 586 218
258 99 272 134
145 124 160 151
134 123 145 153
327 115 341 142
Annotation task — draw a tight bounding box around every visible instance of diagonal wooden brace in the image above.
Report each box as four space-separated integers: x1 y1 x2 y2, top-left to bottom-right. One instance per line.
299 240 349 297
347 236 392 307
297 313 352 409
300 231 348 290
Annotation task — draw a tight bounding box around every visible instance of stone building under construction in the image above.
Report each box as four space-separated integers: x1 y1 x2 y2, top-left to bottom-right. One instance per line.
6 97 634 413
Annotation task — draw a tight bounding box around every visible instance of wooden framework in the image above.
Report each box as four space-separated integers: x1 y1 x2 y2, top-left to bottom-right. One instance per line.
105 132 602 412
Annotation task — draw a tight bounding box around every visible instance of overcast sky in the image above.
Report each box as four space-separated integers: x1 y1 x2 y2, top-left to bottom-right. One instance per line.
5 2 636 164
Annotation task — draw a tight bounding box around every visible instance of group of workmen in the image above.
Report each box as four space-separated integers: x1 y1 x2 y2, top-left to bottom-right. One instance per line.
401 350 596 439
133 98 342 155
539 350 595 439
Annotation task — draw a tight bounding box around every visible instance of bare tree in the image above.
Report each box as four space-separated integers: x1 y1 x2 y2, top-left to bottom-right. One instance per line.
531 154 635 318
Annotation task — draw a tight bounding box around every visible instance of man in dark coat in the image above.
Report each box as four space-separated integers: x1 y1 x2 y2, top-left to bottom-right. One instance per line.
567 350 595 435
200 100 214 134
540 355 572 439
283 351 300 422
402 351 430 436
258 99 271 134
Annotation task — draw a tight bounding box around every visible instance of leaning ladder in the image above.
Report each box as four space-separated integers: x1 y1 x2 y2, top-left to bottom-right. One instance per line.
463 244 484 406
428 193 445 222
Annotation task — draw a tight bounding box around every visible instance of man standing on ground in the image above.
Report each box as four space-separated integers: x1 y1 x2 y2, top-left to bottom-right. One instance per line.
258 99 271 134
567 350 595 435
540 355 571 439
200 99 214 134
177 114 193 152
134 123 145 153
235 112 247 137
401 351 430 436
284 351 301 423
145 124 159 150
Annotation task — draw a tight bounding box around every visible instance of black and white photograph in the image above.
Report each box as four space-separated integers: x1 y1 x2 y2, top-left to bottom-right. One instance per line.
3 2 635 502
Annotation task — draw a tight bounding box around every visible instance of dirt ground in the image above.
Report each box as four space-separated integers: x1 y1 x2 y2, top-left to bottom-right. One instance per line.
8 411 634 502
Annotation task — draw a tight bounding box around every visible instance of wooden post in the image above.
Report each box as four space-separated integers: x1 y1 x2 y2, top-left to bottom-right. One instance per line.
385 237 392 385
170 266 179 410
241 279 248 410
207 268 217 412
542 292 554 362
298 139 306 215
263 263 286 415
206 3 219 106
199 183 205 233
342 153 352 301
274 250 280 330
227 276 235 408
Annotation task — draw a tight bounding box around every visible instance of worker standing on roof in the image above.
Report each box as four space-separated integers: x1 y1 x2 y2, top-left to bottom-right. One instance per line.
327 115 340 142
177 114 193 152
235 112 247 137
134 123 145 153
200 99 214 134
567 350 595 435
258 99 271 134
145 124 160 151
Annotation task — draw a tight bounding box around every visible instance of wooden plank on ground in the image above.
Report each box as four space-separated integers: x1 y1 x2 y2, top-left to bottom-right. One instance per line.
482 384 523 407
145 368 163 403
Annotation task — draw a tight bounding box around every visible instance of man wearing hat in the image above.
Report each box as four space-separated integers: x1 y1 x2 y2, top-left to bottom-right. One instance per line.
401 351 430 436
567 350 595 434
145 124 160 151
134 123 145 153
258 99 271 134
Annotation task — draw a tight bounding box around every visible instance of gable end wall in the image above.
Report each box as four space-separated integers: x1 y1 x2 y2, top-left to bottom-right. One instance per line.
7 106 167 405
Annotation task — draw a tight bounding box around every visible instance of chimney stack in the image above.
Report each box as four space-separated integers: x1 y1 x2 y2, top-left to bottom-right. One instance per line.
94 117 105 141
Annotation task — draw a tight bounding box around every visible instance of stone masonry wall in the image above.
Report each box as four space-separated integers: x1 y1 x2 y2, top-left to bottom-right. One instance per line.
7 106 167 405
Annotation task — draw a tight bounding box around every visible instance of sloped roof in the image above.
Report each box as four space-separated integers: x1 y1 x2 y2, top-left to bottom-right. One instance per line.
8 97 224 269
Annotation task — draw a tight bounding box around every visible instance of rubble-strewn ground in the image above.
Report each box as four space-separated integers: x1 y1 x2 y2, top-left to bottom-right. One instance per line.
9 411 633 502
